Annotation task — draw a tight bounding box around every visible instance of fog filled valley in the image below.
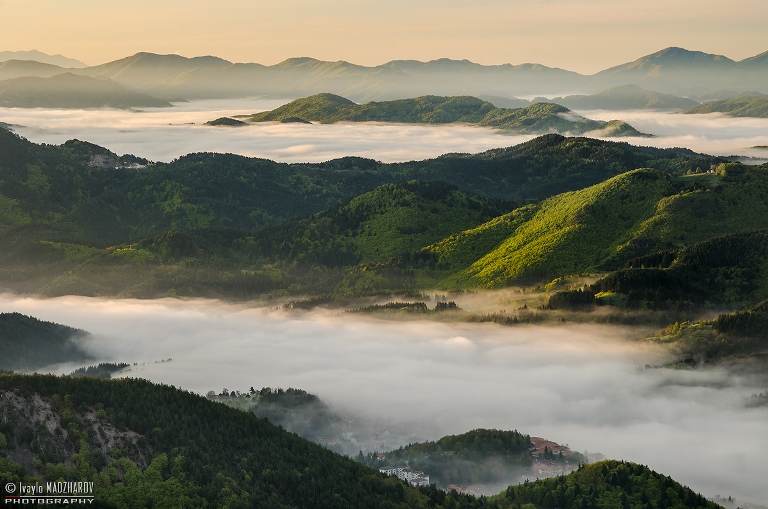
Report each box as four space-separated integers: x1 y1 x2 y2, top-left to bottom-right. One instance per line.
4 45 768 509
2 99 768 163
2 293 768 504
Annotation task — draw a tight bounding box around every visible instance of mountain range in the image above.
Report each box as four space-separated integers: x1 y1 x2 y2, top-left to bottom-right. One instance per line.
0 47 766 102
0 50 87 68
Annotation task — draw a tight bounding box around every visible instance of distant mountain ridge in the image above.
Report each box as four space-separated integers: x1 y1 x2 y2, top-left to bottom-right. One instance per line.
548 84 700 111
0 50 86 68
1 47 766 101
0 73 172 109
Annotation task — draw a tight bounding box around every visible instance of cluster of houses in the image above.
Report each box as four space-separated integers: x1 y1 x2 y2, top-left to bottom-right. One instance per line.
523 437 578 481
378 466 430 487
88 154 147 169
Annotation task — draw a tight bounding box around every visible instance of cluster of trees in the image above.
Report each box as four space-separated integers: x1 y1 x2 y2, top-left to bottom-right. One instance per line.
350 301 460 314
545 289 597 310
69 363 130 379
712 299 768 337
592 229 768 310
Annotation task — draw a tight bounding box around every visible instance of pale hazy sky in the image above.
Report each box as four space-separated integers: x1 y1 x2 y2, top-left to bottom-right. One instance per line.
1 0 767 73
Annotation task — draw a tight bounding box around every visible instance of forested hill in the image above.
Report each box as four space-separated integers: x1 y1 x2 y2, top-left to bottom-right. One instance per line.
235 180 514 266
372 429 538 488
494 460 721 509
242 93 649 136
0 313 91 371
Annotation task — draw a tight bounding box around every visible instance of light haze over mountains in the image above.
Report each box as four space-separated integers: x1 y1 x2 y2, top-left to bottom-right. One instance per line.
1 47 767 104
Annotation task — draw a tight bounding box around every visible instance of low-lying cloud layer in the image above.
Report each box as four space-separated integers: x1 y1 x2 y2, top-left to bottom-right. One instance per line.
1 294 766 504
0 99 530 163
3 100 768 163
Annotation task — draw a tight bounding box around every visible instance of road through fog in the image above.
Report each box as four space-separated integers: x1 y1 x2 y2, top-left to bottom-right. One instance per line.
1 294 766 504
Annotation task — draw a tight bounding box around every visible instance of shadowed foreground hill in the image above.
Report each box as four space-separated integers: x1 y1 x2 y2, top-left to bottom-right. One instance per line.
0 374 473 509
0 375 726 508
0 313 91 371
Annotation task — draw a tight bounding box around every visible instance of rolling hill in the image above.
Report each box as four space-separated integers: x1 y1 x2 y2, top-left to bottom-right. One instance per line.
245 93 649 136
0 73 172 108
681 95 768 117
231 180 513 266
495 460 720 509
551 84 700 111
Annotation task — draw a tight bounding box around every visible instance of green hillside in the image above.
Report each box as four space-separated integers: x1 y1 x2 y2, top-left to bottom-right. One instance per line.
0 129 731 299
237 181 512 265
642 297 768 363
494 460 720 509
422 162 768 289
246 93 649 136
0 129 717 246
0 313 91 371
681 95 768 117
429 169 670 288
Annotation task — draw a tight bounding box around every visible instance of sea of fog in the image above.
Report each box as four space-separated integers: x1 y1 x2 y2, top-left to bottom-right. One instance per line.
1 294 766 504
2 99 768 163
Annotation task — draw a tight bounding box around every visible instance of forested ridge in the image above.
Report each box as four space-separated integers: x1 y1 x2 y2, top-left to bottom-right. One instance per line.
244 93 647 136
0 128 726 300
0 312 90 371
